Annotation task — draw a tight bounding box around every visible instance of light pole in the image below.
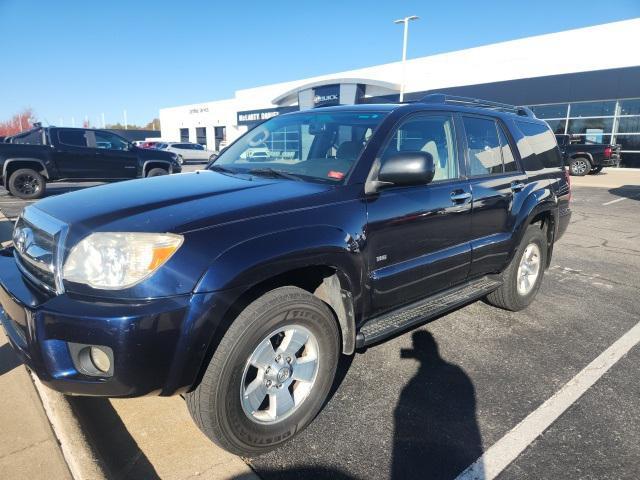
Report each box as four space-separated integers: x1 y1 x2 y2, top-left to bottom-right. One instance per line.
394 15 419 102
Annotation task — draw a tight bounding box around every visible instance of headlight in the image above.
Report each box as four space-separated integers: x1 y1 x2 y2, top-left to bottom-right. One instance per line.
63 232 183 289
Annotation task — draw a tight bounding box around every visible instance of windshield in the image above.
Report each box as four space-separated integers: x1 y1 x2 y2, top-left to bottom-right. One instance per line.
211 111 387 183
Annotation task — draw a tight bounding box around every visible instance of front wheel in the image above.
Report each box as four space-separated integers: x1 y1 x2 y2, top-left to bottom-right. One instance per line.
186 286 341 456
485 224 547 311
569 157 591 176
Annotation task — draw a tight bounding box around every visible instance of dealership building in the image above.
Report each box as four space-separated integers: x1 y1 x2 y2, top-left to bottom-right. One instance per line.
159 19 640 167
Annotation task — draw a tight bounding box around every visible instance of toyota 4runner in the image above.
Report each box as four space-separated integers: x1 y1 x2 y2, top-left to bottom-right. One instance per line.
0 94 571 456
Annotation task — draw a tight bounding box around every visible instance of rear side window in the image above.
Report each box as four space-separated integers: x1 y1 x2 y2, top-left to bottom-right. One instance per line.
463 117 503 176
11 129 44 145
517 121 562 169
57 129 89 147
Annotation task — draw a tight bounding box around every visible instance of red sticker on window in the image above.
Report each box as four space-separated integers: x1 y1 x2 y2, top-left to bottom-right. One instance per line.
328 170 345 179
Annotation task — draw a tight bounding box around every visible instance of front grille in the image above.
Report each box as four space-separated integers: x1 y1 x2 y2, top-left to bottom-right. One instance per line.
12 207 67 294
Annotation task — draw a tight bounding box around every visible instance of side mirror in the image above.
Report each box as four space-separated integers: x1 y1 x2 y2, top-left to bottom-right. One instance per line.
376 151 435 188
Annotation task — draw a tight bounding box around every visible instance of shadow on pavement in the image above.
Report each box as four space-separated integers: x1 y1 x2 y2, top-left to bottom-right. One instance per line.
250 330 483 480
68 397 160 480
609 185 640 200
0 343 22 376
391 330 483 479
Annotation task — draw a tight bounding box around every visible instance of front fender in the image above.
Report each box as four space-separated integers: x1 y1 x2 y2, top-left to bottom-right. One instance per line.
194 224 364 300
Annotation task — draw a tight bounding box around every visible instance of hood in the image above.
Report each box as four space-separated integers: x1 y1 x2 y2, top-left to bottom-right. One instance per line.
34 171 334 235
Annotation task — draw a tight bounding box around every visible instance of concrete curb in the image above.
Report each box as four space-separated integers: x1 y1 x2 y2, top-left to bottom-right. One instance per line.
30 374 109 480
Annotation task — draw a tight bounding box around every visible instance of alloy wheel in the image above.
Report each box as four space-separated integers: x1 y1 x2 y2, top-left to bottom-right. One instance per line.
240 325 319 424
14 173 40 196
517 243 541 295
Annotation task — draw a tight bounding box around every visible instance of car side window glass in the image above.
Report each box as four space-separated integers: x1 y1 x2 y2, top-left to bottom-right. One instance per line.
94 131 129 151
58 129 89 148
497 124 518 172
381 114 458 181
463 117 504 176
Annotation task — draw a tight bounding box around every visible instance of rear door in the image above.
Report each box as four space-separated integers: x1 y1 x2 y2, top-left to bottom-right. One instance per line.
461 115 527 277
51 129 96 179
366 112 473 314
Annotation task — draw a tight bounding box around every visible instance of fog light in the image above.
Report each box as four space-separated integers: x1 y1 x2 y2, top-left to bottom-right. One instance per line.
90 347 111 373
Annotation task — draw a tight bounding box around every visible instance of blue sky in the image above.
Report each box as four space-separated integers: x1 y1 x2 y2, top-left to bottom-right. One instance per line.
0 0 638 126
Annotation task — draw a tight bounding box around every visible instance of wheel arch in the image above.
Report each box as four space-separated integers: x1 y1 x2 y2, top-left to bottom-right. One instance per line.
3 158 50 186
142 159 173 176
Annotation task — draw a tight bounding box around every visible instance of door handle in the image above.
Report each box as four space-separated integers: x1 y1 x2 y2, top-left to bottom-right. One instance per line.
511 182 526 192
450 191 472 203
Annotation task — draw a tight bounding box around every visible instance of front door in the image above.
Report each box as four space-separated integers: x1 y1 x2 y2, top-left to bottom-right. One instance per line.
366 113 472 314
92 130 138 179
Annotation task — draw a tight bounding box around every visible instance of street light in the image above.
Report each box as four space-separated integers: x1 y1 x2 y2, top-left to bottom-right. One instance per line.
394 15 419 102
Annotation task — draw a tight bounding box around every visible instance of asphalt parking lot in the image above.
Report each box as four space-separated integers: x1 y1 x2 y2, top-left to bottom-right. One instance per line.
1 171 639 480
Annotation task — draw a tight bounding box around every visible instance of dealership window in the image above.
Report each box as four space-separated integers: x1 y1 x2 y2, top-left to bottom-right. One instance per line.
528 98 640 167
179 128 189 142
196 127 207 146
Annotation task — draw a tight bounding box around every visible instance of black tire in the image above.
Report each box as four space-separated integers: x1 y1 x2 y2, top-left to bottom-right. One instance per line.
486 224 548 311
147 167 168 177
590 165 604 174
186 286 341 456
568 157 591 176
8 168 46 199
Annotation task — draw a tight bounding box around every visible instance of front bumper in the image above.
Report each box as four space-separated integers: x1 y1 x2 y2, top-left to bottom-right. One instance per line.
0 248 235 397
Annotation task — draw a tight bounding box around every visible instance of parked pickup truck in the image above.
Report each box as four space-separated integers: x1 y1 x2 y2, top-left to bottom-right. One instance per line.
555 134 621 176
0 95 570 456
1 125 182 199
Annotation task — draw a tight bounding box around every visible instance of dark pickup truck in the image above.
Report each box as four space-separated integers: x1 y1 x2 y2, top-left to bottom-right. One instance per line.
1 126 181 199
0 95 570 456
556 134 621 176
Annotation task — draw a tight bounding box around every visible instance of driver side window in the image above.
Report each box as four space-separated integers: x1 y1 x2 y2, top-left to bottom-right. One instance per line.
382 114 458 181
94 131 129 151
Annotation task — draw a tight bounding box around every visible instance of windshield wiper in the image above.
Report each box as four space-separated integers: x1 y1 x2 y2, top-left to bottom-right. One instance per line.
209 164 237 174
248 168 303 181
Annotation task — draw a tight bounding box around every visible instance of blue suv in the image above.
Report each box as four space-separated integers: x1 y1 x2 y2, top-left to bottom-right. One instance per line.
0 95 571 455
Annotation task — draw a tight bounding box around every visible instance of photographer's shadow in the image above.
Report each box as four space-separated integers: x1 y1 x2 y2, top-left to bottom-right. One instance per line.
392 330 483 480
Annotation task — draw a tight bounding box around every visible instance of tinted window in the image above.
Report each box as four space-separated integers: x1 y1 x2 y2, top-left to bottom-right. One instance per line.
382 114 458 181
517 121 562 169
195 127 207 146
619 99 640 116
497 124 518 172
567 118 614 134
94 131 129 150
193 144 205 150
529 104 568 119
617 117 640 134
569 101 616 117
179 128 189 142
544 119 566 134
58 129 88 147
463 117 503 176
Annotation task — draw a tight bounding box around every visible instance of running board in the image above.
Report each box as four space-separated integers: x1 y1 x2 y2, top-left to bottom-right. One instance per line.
356 276 502 348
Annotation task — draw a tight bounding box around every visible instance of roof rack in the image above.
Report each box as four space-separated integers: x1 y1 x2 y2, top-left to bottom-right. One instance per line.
420 93 536 118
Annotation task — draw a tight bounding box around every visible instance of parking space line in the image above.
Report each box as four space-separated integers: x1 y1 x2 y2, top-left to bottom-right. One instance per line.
456 320 640 480
603 197 628 206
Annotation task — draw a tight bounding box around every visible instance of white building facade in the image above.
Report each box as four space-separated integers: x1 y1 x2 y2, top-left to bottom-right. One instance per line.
160 19 640 166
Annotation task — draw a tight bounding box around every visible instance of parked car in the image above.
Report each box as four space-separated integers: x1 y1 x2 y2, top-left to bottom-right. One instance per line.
555 134 621 175
0 126 182 199
156 142 217 164
0 95 570 456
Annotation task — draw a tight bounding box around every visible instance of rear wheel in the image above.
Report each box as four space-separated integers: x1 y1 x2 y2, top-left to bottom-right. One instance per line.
569 157 591 176
486 224 547 311
147 167 168 177
8 168 46 199
186 286 341 456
